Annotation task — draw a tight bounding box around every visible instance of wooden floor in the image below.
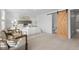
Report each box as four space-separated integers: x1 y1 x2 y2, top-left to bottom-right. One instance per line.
27 33 79 50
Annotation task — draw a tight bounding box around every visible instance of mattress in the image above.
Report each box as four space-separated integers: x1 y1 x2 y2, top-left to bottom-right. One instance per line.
21 26 41 35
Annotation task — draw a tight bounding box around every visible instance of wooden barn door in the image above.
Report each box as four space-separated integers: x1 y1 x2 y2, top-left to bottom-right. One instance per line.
56 10 68 38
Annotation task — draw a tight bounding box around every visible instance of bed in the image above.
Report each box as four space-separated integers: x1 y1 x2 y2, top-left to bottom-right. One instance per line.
21 26 42 35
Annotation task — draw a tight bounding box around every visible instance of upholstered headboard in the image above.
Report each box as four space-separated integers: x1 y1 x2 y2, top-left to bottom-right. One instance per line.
18 20 32 26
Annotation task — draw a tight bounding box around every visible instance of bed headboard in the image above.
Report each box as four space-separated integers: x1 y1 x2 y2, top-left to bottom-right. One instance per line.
18 20 32 26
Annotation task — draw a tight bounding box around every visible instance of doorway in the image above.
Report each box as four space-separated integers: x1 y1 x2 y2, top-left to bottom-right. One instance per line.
70 9 79 39
52 12 57 34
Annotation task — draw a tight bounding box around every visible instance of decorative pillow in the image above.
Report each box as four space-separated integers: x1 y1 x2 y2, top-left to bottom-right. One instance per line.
0 40 8 50
7 39 17 48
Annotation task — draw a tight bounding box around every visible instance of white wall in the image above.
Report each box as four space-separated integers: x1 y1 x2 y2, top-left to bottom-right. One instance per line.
5 11 16 29
36 14 52 33
4 10 58 34
5 11 36 28
31 16 37 26
0 10 1 29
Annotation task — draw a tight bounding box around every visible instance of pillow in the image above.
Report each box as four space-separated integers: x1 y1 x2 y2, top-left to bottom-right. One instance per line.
0 40 8 50
7 39 17 48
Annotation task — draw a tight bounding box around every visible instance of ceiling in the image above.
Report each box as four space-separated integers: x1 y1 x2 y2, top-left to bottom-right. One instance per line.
5 9 58 17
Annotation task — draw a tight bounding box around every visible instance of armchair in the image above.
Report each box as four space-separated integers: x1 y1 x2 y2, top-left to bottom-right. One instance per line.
9 35 27 50
0 30 28 50
7 35 27 50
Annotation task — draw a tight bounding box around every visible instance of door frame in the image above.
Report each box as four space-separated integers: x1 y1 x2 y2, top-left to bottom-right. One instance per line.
47 9 71 39
51 12 57 33
68 9 71 39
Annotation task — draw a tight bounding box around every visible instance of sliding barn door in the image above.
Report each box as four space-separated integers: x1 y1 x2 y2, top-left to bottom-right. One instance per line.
56 10 68 38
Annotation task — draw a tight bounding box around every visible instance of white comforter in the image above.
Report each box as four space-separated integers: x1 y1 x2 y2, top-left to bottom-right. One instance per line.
21 26 41 35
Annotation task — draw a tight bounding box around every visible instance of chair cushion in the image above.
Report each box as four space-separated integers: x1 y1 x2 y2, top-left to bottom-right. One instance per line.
0 31 7 39
7 39 17 48
0 40 8 50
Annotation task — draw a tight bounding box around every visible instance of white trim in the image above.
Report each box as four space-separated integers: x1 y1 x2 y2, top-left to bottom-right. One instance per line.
1 9 5 20
47 9 66 15
68 10 71 39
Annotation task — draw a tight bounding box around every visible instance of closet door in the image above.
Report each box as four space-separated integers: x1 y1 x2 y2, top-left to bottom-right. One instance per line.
56 10 68 38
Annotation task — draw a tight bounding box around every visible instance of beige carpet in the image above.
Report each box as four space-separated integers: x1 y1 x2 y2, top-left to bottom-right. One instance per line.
27 33 79 50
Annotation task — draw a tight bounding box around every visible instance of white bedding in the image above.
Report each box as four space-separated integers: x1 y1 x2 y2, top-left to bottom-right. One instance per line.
21 26 41 35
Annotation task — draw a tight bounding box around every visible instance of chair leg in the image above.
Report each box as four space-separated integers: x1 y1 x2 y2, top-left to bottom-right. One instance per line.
25 35 28 50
